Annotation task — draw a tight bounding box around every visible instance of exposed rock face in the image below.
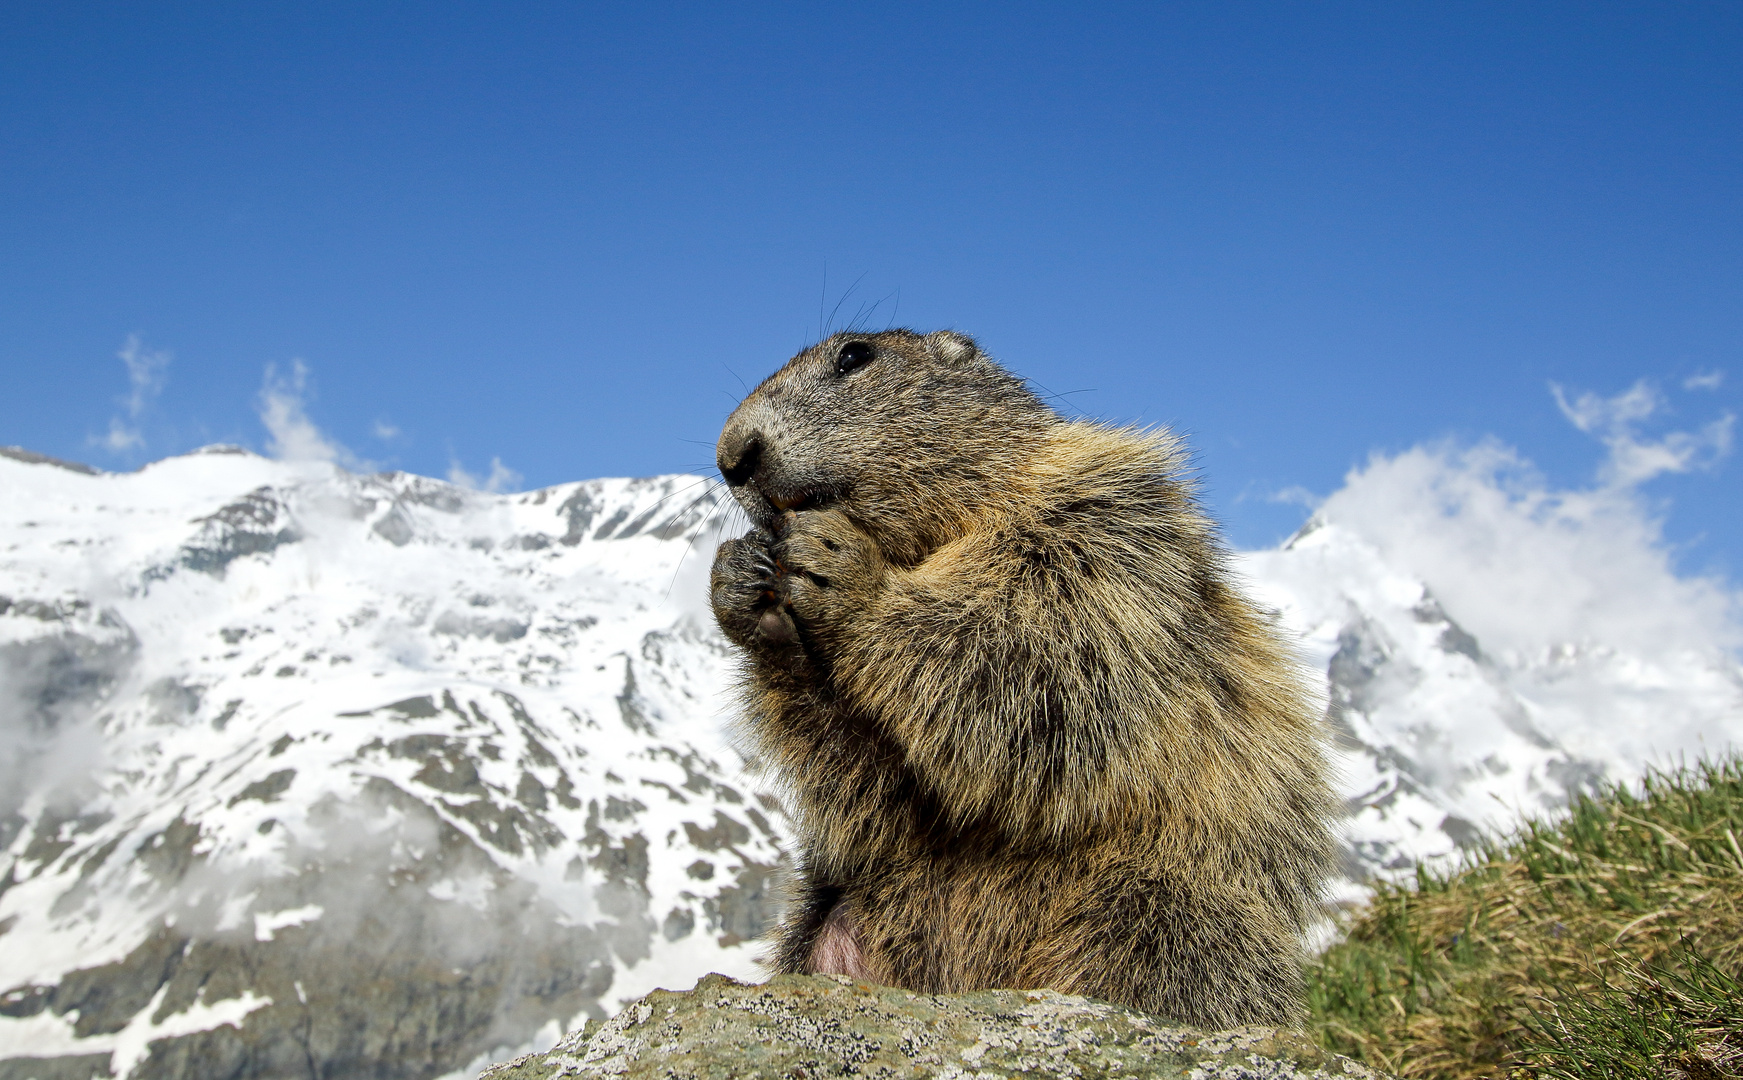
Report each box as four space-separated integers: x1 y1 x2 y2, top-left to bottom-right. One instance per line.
480 973 1385 1080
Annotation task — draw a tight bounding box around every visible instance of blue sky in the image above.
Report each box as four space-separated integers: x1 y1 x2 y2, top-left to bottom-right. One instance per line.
2 2 1738 573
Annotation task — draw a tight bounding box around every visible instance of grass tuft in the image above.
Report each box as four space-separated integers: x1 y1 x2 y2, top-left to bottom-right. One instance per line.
1521 946 1743 1080
1305 754 1743 1079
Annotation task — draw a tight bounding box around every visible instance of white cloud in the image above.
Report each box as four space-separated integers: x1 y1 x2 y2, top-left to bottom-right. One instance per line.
371 419 401 441
1309 379 1739 667
1684 369 1725 392
447 456 522 494
257 361 361 467
94 334 170 452
1551 379 1735 488
1315 439 1739 662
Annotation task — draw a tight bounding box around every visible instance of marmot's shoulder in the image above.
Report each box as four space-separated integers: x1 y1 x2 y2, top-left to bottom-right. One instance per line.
998 422 1221 571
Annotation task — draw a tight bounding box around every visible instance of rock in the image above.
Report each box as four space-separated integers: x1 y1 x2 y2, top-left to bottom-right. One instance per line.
480 973 1385 1079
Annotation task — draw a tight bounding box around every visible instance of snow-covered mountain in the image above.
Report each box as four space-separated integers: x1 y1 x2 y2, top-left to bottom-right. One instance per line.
2 445 1739 1080
1242 518 1743 889
0 447 775 1080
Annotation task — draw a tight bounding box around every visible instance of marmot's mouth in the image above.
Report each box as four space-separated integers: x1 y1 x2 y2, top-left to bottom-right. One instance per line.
760 484 837 515
734 477 843 529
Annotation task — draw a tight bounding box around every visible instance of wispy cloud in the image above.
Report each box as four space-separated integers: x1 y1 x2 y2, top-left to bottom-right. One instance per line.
95 334 171 452
447 456 522 494
1684 369 1725 392
371 419 401 441
1267 485 1322 509
99 417 144 453
1551 379 1734 489
258 361 365 468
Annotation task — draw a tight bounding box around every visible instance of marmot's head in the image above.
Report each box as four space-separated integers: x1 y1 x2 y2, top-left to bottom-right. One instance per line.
717 329 1054 564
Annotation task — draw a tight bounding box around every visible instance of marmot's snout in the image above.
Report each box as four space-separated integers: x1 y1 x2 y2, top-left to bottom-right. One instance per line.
717 429 761 489
716 397 779 523
717 414 784 523
717 400 825 526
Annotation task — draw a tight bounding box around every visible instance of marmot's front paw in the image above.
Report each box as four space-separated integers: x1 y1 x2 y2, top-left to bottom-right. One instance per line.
710 529 797 648
775 508 886 646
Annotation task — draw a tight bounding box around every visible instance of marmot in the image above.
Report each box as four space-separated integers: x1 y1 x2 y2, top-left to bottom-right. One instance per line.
709 329 1334 1027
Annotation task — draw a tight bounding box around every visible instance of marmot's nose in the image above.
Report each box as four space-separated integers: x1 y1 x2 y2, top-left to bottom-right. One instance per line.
718 431 763 488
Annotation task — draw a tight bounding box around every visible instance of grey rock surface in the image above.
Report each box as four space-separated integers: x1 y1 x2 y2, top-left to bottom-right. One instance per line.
480 973 1385 1080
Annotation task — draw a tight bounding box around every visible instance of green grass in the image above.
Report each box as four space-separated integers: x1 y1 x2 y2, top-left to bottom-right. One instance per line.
1304 755 1743 1079
1523 947 1743 1080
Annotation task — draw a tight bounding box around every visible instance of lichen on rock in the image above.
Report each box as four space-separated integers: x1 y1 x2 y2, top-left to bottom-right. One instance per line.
479 973 1386 1080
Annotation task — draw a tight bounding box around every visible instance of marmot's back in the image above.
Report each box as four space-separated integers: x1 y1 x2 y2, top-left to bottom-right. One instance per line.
709 329 1333 1027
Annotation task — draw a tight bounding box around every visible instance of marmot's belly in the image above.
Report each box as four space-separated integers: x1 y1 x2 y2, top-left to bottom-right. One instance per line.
802 847 1298 1016
804 850 1108 994
805 900 875 982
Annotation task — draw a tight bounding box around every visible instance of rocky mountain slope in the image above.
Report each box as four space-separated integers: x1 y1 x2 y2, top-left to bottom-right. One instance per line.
1 445 1738 1079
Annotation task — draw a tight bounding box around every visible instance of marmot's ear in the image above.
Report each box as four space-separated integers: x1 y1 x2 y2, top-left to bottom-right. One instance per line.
926 330 978 363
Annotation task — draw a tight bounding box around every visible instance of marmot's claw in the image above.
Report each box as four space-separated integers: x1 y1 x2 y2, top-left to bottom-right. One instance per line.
710 531 794 650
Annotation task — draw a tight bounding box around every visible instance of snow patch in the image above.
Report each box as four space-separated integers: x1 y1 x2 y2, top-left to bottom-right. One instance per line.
253 904 324 941
111 985 273 1079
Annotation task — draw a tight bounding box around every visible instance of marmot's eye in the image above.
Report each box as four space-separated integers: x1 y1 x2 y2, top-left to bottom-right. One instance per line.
835 341 875 376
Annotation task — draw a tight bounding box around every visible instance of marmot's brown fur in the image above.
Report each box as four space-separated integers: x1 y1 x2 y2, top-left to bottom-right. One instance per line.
710 329 1334 1027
